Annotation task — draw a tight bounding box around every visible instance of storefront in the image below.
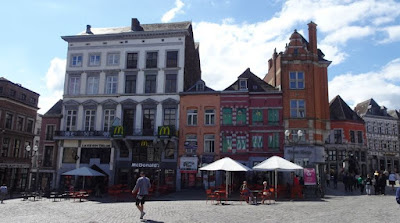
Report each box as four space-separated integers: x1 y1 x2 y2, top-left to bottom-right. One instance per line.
179 156 198 189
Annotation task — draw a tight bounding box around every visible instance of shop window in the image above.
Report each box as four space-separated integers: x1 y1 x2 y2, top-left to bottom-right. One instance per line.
222 108 232 125
328 150 336 161
117 169 129 185
63 147 78 163
236 108 246 125
164 141 175 159
80 148 111 164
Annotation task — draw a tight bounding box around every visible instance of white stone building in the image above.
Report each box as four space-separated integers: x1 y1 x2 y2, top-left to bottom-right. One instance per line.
55 18 201 191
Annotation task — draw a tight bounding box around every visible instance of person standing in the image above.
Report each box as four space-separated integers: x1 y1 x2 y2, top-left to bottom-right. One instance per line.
396 187 400 205
0 184 8 204
132 172 151 220
365 174 372 195
388 172 396 191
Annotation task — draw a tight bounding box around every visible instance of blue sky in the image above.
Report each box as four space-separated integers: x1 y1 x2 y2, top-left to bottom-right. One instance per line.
1 0 400 114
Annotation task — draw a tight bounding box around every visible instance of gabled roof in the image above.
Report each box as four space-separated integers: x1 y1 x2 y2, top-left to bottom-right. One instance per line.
44 99 63 116
224 68 278 92
185 79 215 93
354 98 391 117
388 110 400 119
287 30 330 63
329 95 363 122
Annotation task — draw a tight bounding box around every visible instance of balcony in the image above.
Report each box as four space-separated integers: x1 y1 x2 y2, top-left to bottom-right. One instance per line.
54 131 110 139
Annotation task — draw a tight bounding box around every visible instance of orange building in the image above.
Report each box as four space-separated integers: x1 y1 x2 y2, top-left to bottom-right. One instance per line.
178 80 220 189
264 22 331 177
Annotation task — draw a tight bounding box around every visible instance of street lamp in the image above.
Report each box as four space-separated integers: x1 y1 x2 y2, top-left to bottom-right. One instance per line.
26 145 39 192
285 130 303 163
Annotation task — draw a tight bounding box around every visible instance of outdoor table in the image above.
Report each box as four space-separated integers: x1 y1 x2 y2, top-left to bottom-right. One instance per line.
214 190 227 205
251 190 262 204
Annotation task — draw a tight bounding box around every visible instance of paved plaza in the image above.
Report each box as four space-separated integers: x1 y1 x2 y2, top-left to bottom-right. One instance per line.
1 185 400 223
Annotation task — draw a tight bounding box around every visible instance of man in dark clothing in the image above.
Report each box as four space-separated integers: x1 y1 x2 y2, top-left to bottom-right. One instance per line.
396 187 400 204
132 172 151 219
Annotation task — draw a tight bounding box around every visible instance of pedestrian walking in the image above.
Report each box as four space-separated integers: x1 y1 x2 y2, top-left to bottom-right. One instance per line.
0 184 8 204
132 172 151 220
396 187 400 205
365 174 372 195
357 175 364 194
388 172 396 191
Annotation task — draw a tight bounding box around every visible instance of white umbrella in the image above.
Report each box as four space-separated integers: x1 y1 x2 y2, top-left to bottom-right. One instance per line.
62 167 105 189
253 156 303 200
200 157 251 198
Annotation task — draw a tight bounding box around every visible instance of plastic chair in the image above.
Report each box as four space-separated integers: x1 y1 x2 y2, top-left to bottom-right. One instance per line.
206 189 217 204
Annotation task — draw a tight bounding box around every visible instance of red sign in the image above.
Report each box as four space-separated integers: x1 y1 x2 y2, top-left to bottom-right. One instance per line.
303 168 316 185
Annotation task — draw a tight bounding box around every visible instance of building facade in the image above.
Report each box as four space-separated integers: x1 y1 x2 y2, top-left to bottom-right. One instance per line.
55 18 201 192
325 96 367 176
221 68 283 185
355 99 400 173
0 77 39 192
263 22 331 180
178 80 220 190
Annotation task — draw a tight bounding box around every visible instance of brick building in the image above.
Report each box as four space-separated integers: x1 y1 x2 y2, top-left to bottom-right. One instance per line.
263 22 331 180
325 95 367 176
178 80 219 189
0 77 39 192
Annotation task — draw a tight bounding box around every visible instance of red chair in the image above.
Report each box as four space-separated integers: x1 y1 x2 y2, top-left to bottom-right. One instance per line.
206 189 217 204
240 191 249 204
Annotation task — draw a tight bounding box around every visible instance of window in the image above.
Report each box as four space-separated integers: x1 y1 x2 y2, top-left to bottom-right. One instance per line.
145 74 157 93
239 79 247 90
81 148 111 164
45 125 55 140
84 110 96 131
166 51 178 67
268 109 279 125
13 139 20 158
350 130 355 143
338 150 346 161
252 109 263 125
43 146 53 167
123 109 135 136
222 108 232 125
222 135 232 153
205 109 215 125
236 108 246 125
103 109 115 131
146 52 158 68
163 108 176 127
125 74 137 94
357 131 363 144
126 53 138 69
69 76 80 95
71 54 82 67
142 108 155 135
86 75 99 94
268 133 279 148
106 75 118 94
361 152 366 162
16 117 24 131
30 97 36 104
89 53 101 66
62 147 78 163
10 89 16 97
0 86 2 94
187 109 197 126
289 71 304 89
1 138 10 157
290 99 305 118
21 94 26 100
165 74 177 93
5 113 13 129
334 129 342 144
237 136 247 150
185 134 197 153
26 119 34 133
252 135 263 148
204 135 215 153
66 110 77 131
328 150 337 161
107 53 120 66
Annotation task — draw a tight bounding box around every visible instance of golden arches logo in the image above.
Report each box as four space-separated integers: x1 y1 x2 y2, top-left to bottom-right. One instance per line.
140 140 148 147
113 126 124 135
158 126 170 136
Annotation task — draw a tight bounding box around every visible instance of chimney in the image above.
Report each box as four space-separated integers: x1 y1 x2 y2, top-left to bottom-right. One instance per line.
308 21 317 55
86 25 93 34
131 18 143 31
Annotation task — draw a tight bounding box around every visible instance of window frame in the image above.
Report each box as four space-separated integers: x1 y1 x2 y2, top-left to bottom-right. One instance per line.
289 71 305 89
68 75 81 95
45 124 55 140
88 53 101 66
144 73 157 94
86 75 99 95
5 113 13 129
146 51 158 69
70 54 83 67
222 108 232 125
126 52 138 69
204 134 215 153
105 75 118 94
187 109 198 126
163 108 176 127
65 110 77 131
290 99 305 118
103 109 115 132
125 73 137 94
204 109 215 126
166 50 178 68
107 53 120 66
84 109 96 131
165 73 177 93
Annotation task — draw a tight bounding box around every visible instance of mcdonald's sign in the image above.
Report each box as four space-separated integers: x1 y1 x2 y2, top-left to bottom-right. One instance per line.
158 125 175 138
111 126 124 138
140 140 148 147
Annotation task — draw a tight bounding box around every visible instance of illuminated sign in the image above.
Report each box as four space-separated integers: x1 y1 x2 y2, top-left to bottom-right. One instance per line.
158 125 176 138
140 140 149 147
111 126 124 138
131 163 160 168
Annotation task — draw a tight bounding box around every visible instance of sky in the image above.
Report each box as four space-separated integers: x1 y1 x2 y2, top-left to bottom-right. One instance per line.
1 0 400 114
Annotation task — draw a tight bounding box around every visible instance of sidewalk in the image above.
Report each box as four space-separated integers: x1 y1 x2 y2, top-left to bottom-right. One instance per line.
325 181 399 197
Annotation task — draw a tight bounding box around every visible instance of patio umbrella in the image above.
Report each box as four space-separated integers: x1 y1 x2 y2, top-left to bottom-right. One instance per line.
62 167 105 189
200 157 251 198
253 156 303 200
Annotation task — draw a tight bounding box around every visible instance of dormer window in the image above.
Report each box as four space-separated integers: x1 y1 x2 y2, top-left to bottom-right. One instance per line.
239 79 247 90
195 81 205 91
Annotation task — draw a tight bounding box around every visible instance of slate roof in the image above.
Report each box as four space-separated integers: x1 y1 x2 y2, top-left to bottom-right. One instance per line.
44 99 63 116
185 80 215 93
354 98 391 117
388 110 400 119
77 21 191 35
224 68 278 92
329 95 363 122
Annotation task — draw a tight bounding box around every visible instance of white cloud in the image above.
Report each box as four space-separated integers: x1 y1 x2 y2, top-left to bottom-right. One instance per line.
161 0 185 23
38 90 63 115
45 57 66 91
379 25 400 43
192 0 400 91
329 58 400 110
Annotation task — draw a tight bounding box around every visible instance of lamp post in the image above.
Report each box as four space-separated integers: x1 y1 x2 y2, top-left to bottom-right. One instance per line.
26 145 39 192
284 130 303 163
